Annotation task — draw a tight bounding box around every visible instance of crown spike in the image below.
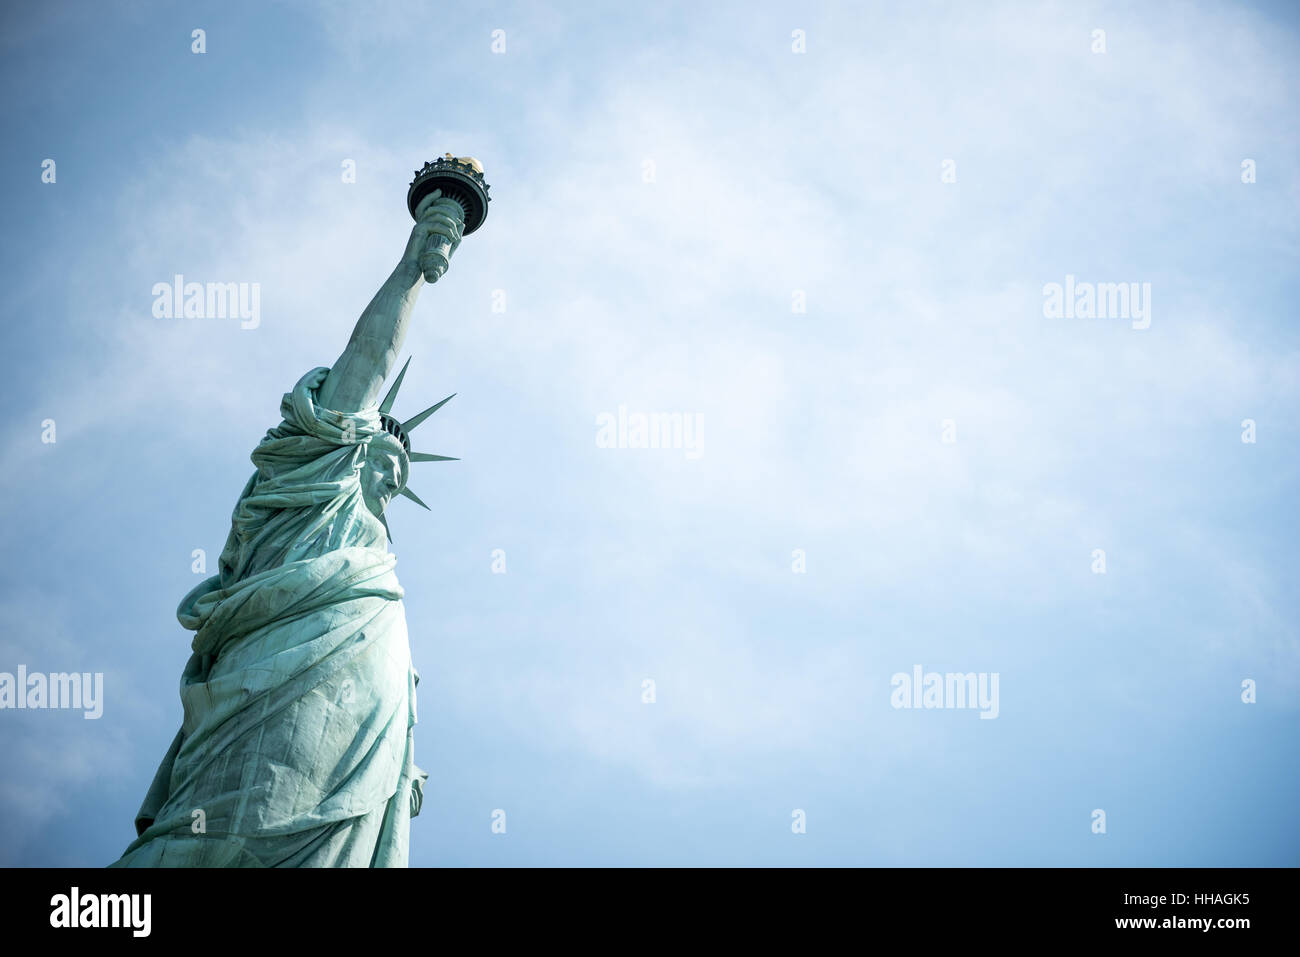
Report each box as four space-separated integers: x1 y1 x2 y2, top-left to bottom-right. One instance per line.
379 512 393 542
379 357 412 414
401 393 456 433
398 486 431 510
409 452 459 462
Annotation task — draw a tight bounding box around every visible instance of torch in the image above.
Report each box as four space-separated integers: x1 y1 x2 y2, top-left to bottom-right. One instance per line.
407 154 491 280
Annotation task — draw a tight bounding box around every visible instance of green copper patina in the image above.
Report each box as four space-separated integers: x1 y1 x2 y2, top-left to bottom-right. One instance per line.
112 167 485 867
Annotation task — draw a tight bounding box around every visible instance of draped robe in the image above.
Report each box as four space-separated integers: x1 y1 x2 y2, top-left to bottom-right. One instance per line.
112 368 426 867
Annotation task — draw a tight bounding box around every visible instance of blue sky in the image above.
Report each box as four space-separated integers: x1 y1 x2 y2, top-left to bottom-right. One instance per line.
1 0 1297 866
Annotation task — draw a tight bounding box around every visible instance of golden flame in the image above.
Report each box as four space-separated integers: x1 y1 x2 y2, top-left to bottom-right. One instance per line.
444 152 484 174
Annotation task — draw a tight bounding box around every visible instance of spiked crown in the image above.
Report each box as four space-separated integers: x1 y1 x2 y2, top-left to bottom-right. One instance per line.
374 357 458 540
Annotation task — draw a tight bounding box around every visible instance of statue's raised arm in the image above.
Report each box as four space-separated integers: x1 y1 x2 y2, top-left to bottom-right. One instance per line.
315 190 465 413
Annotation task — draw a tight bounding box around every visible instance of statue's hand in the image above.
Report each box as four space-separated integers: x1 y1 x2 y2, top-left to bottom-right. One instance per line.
402 189 465 284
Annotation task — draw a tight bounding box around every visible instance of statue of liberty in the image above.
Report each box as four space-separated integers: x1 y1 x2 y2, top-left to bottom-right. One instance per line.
112 157 491 868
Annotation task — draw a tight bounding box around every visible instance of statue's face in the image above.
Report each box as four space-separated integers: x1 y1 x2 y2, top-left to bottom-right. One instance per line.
361 438 408 518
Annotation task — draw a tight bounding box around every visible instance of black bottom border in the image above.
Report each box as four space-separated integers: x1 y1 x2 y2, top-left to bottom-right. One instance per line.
3 866 1287 943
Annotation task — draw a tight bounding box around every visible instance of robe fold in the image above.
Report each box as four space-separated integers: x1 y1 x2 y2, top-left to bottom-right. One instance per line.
112 367 426 868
